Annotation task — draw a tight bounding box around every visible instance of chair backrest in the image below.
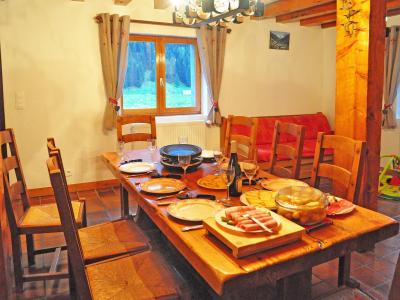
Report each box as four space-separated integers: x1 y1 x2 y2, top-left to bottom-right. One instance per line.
223 115 258 160
310 133 366 203
46 154 92 299
268 121 305 179
117 115 156 143
0 129 30 232
46 138 67 183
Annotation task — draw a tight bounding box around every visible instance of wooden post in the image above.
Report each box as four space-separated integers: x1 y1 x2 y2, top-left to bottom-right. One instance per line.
335 0 386 210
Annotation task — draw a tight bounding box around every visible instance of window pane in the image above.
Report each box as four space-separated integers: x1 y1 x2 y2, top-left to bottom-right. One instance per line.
123 41 156 109
165 43 196 108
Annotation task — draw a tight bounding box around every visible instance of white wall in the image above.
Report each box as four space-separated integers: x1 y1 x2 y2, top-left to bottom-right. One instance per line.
1 0 330 188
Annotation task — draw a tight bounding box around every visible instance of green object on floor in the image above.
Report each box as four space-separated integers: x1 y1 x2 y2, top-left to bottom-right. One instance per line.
379 155 400 200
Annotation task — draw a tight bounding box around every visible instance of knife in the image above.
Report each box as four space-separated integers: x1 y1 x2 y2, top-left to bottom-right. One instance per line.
242 213 273 233
181 225 204 232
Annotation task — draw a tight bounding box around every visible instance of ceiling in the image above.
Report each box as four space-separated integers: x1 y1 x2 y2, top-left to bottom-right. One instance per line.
259 0 400 29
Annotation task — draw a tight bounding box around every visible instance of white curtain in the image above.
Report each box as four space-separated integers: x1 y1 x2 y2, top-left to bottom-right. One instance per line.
383 27 400 129
97 13 130 130
196 25 227 126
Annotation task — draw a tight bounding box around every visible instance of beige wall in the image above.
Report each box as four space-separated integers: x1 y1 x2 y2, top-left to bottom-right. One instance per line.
1 0 331 188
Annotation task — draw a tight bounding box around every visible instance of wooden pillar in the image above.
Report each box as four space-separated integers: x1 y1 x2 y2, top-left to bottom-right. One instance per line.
335 0 386 210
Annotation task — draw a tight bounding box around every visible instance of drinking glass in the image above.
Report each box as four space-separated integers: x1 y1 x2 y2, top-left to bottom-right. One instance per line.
178 154 191 178
214 151 224 175
117 141 126 163
178 136 188 144
220 164 236 206
243 160 258 189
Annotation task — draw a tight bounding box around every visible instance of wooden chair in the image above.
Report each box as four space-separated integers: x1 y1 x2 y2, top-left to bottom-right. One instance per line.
46 145 150 264
47 156 190 300
117 115 156 143
0 129 86 292
268 121 305 179
310 132 366 288
223 115 258 160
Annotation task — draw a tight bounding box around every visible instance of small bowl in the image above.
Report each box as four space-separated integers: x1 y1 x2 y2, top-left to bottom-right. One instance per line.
275 186 328 226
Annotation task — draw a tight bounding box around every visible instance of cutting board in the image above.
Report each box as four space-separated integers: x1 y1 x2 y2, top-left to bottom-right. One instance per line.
203 213 305 258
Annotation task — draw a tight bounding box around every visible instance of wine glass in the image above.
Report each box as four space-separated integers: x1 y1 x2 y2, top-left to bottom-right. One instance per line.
117 141 126 164
178 154 191 178
178 136 188 144
220 164 236 206
147 138 157 163
214 151 224 175
243 160 258 189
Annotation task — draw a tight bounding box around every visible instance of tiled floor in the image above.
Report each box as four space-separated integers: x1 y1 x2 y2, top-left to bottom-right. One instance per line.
13 187 400 300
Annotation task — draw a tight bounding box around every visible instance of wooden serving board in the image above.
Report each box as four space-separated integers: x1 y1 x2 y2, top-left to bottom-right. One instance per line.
203 213 305 258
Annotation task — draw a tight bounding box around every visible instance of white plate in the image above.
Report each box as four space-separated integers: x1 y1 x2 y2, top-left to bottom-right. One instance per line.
215 207 281 233
201 150 215 159
167 199 224 222
119 162 155 174
260 178 309 191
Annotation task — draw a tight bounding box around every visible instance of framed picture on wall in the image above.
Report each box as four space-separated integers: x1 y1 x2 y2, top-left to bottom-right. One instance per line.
269 31 290 50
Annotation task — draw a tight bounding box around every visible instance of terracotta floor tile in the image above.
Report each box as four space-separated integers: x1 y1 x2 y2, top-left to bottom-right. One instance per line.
351 266 390 291
320 287 372 300
311 281 337 299
365 281 391 300
16 280 45 300
312 274 323 285
312 259 339 281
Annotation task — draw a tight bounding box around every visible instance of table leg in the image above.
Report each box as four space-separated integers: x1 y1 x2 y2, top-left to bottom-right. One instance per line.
120 184 130 219
277 269 312 300
338 254 360 288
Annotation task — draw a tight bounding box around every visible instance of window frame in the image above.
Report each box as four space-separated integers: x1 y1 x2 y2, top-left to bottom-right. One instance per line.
122 34 201 116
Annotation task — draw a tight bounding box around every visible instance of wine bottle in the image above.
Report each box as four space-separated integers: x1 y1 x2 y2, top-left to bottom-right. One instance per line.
228 140 242 197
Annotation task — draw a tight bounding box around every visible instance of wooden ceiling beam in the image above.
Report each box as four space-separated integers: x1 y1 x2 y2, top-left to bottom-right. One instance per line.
321 20 336 28
387 0 400 10
262 0 334 18
114 0 132 5
276 1 336 23
300 12 336 26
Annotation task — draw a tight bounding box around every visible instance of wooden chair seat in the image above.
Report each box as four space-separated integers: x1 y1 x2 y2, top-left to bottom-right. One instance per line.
79 219 149 263
86 251 188 300
18 201 84 230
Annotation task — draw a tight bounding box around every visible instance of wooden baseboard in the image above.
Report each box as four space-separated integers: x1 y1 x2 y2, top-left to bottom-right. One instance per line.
28 179 119 198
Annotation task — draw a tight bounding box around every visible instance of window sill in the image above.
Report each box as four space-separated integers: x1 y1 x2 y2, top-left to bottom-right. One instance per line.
155 114 206 124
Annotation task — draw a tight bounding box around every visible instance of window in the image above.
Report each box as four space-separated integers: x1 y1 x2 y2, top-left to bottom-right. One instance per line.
123 35 201 115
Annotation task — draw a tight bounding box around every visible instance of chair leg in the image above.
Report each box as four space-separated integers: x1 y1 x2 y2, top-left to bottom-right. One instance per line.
26 234 35 266
68 255 77 299
11 235 24 293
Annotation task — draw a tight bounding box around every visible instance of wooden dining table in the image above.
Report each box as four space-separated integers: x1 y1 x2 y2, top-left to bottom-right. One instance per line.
102 149 399 299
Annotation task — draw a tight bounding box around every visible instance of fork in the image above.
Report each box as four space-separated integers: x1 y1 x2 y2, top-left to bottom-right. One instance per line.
156 190 186 200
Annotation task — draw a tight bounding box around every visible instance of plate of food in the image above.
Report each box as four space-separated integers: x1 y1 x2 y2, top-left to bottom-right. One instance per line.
326 195 356 216
140 178 186 194
119 162 155 174
167 199 224 222
240 190 278 210
215 206 280 233
197 174 227 190
260 178 309 191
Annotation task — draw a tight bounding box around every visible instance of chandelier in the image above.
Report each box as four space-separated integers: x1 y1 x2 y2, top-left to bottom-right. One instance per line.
172 0 265 27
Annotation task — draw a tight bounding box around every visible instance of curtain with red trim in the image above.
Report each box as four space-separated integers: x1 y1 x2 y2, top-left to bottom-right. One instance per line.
97 13 130 130
383 27 400 129
196 26 227 127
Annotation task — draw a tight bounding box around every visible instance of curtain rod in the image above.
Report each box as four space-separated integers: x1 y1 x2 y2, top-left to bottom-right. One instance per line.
94 16 232 33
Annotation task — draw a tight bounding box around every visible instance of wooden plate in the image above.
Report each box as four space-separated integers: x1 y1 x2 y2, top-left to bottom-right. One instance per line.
240 190 278 210
119 162 155 174
260 178 309 191
167 199 223 222
140 178 186 194
215 207 281 234
197 174 227 190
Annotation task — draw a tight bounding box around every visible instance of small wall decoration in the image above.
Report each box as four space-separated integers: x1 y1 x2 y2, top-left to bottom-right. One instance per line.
269 31 290 50
340 0 360 37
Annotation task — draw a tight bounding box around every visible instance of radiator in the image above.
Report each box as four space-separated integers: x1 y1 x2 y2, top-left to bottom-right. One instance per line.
129 121 207 149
